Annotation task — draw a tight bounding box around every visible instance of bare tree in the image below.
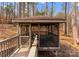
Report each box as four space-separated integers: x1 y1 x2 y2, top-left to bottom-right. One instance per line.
25 2 29 17
32 2 35 16
45 2 48 16
71 2 79 44
66 2 72 36
19 2 22 17
61 2 67 35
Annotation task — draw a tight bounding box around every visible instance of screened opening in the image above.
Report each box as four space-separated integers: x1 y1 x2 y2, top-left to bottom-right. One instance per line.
20 24 30 47
39 23 59 47
30 23 59 47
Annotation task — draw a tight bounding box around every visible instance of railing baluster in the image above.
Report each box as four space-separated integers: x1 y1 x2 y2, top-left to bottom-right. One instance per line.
3 42 6 57
8 40 11 56
13 40 15 51
7 41 9 56
8 40 10 56
4 42 6 57
0 35 19 57
1 43 3 57
0 44 1 56
12 39 14 52
9 40 11 56
6 41 8 56
17 37 19 48
5 41 7 56
1 43 2 57
2 43 4 57
10 39 13 52
18 36 20 48
15 38 17 49
11 40 12 55
16 38 18 49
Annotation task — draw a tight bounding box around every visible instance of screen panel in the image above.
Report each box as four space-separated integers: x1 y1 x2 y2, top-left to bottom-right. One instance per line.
39 23 59 47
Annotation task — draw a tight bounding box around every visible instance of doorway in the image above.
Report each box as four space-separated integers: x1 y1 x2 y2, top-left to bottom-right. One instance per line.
20 24 30 48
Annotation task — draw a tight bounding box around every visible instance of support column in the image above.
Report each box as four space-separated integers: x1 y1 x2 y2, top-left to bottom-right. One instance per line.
38 24 40 47
17 23 21 48
16 23 19 48
29 24 31 48
64 22 67 35
51 24 52 32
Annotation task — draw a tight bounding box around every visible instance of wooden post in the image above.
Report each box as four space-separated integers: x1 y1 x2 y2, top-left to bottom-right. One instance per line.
17 23 21 48
38 24 40 47
29 24 31 48
16 23 19 48
51 24 52 32
65 22 67 35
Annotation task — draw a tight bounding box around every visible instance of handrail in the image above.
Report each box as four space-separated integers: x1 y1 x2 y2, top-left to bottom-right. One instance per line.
0 35 19 57
28 35 38 57
0 35 19 43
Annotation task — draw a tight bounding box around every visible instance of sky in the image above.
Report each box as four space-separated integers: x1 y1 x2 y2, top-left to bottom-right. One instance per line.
37 2 72 14
37 2 64 14
0 2 72 15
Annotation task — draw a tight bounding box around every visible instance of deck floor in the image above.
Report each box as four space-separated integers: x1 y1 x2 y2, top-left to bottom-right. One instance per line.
12 47 29 57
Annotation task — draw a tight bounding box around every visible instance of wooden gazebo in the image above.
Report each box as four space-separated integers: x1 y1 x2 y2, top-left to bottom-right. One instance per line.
12 16 66 51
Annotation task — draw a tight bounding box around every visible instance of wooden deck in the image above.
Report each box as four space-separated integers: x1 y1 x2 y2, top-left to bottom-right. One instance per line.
12 47 29 57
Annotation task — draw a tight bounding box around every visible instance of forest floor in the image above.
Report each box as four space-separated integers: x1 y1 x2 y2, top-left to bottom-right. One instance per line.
59 31 79 57
0 24 17 40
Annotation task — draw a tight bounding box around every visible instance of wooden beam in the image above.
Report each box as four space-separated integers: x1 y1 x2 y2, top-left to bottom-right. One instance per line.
12 19 66 23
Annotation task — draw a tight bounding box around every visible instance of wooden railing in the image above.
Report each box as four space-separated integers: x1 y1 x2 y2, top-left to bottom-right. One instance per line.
0 35 19 57
28 35 38 57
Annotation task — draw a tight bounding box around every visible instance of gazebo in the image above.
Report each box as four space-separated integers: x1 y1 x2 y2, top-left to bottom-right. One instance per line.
12 16 66 51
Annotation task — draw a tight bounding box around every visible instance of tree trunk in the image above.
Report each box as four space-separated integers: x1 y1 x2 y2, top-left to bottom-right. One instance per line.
45 2 48 16
22 2 25 17
51 2 53 16
61 3 67 35
64 2 67 35
66 3 72 36
19 2 22 17
66 3 69 36
26 2 29 17
32 2 35 16
72 2 79 44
